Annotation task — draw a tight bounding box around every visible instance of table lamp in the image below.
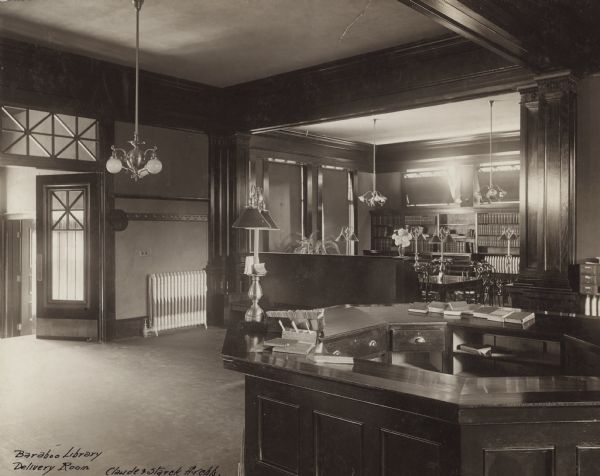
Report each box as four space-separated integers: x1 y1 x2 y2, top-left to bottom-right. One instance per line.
232 186 279 322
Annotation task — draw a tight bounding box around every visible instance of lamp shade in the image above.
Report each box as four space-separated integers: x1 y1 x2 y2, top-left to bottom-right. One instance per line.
429 234 441 244
232 207 279 230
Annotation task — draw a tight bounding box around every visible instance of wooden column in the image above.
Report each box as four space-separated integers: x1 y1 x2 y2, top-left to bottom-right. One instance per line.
510 72 578 312
206 132 250 326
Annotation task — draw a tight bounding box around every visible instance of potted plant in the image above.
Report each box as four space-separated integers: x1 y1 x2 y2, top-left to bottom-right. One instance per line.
391 227 413 257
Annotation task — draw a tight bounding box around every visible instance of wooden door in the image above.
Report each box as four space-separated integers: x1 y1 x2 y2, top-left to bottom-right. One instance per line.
20 219 35 336
4 220 21 338
36 173 101 340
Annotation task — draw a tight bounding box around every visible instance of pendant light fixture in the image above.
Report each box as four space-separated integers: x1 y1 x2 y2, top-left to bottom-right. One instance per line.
106 0 162 181
479 100 505 203
358 118 387 207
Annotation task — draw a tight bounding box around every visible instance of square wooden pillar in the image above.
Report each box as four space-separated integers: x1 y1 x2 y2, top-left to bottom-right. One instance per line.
206 132 251 326
510 72 579 312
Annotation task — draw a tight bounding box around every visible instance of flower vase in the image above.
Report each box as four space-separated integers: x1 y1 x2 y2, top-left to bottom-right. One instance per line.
398 246 404 257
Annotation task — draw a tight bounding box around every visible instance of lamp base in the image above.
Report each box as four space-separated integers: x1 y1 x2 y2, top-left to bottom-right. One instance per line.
245 303 264 323
245 273 265 323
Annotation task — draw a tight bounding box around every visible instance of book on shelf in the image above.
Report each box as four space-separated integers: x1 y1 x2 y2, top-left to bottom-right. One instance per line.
427 301 448 314
272 342 316 355
408 302 429 314
457 343 492 357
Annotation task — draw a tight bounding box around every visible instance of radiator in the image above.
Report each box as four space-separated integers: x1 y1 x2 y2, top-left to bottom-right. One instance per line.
147 270 207 335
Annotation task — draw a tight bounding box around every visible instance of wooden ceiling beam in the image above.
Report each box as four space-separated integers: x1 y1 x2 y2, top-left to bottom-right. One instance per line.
396 0 546 71
398 0 600 75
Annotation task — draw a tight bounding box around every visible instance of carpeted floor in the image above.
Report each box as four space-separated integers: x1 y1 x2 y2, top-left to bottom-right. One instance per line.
0 327 245 476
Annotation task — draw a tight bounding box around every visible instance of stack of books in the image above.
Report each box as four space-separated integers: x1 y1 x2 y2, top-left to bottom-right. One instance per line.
443 301 481 319
407 302 535 327
472 306 535 327
408 301 482 319
427 301 448 314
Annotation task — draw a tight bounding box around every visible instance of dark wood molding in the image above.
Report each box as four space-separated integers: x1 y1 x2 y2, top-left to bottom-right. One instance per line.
206 132 251 326
397 0 600 76
0 155 103 172
0 36 224 132
396 0 541 70
99 119 115 342
517 72 577 292
109 316 146 340
377 130 520 171
227 36 534 131
251 130 369 171
125 213 208 222
113 193 210 202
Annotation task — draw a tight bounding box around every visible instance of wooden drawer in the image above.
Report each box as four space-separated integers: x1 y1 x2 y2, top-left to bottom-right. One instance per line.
322 327 387 357
581 274 599 285
392 328 445 352
581 263 600 276
580 283 600 295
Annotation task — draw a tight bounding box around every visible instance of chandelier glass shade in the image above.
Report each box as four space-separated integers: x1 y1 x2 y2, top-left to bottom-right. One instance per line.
478 99 505 203
358 118 387 207
106 0 162 181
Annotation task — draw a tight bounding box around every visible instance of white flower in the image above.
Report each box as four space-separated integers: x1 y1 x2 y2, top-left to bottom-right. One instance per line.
391 228 413 248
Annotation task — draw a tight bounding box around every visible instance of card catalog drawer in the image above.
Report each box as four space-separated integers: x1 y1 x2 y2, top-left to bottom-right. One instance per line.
580 283 600 295
581 263 600 276
581 274 599 285
392 328 445 352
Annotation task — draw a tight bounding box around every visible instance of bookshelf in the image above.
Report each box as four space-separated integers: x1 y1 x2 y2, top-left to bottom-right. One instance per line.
451 326 561 376
369 208 520 267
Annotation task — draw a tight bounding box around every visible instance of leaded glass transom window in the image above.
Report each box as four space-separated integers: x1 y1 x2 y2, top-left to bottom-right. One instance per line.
1 106 98 161
50 189 87 301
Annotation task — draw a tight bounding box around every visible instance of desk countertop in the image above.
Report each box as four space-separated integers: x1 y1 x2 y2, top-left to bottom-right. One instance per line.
222 304 600 420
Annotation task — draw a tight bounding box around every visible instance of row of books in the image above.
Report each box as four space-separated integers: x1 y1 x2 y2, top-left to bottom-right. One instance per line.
478 235 519 247
477 223 519 235
408 301 535 327
478 212 518 224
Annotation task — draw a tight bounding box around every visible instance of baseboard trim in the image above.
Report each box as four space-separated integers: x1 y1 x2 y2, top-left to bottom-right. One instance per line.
36 318 98 340
112 316 147 340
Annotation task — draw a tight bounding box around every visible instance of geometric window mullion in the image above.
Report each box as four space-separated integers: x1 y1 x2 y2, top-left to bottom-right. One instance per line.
1 105 98 162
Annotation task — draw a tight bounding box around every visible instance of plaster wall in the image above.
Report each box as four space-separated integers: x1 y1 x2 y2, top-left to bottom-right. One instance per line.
113 124 209 320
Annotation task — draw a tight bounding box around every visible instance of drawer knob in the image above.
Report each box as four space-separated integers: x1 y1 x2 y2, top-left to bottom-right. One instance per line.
332 350 341 356
368 340 377 348
413 336 427 344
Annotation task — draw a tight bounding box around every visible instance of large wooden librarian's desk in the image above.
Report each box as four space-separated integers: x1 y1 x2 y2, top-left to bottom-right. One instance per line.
222 304 600 476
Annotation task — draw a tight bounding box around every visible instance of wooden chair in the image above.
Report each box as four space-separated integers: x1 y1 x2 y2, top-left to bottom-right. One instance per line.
471 261 501 305
413 261 435 302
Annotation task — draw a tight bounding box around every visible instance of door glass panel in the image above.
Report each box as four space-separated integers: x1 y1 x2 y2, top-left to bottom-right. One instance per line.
50 188 86 301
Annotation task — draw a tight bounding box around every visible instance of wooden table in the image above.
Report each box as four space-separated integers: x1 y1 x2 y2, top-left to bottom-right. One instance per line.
427 274 480 301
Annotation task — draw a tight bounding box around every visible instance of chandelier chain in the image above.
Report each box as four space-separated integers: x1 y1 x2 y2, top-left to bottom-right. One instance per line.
489 99 494 188
135 1 140 139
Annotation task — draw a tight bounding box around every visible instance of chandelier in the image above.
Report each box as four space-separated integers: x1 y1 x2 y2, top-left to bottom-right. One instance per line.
358 118 387 207
478 100 505 203
106 0 162 181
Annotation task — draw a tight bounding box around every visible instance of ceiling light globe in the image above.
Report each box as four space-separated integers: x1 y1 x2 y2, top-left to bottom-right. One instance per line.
146 158 163 175
106 157 123 174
